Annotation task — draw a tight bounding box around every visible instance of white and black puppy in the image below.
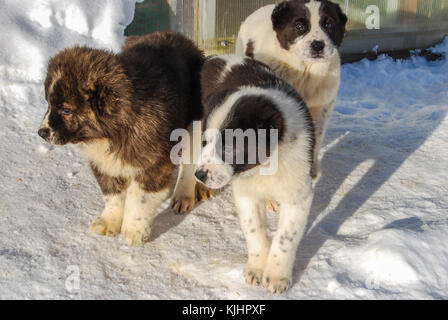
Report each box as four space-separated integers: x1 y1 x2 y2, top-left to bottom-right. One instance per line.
195 55 315 294
236 0 347 178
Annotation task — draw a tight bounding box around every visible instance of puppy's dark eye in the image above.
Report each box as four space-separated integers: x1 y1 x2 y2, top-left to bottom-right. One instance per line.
325 20 335 30
295 21 307 33
61 108 72 116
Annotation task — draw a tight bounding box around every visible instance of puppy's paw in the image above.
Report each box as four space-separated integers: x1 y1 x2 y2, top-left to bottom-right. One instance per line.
195 183 214 202
171 196 195 215
266 199 280 212
244 266 264 287
171 183 213 214
90 217 121 237
121 224 150 247
262 274 291 295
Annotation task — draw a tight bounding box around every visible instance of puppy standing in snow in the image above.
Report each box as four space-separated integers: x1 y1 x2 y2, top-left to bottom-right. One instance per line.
195 55 315 294
38 32 208 247
236 0 347 179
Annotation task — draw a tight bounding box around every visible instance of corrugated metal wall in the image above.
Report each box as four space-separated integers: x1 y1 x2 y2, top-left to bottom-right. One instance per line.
125 0 448 55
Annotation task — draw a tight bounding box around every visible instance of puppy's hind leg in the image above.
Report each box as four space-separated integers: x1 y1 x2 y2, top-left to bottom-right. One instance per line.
89 163 129 237
263 181 313 294
309 104 333 179
233 184 270 287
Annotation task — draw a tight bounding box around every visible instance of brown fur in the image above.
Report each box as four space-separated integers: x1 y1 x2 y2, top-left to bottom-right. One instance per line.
245 40 255 59
90 163 129 195
39 32 205 245
42 32 204 190
201 57 273 104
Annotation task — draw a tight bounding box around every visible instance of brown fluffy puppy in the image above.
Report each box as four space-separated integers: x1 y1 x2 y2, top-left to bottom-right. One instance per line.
38 32 205 246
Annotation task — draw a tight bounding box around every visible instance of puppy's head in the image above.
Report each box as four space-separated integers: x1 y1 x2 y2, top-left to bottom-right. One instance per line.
195 93 284 189
38 47 128 145
272 0 347 62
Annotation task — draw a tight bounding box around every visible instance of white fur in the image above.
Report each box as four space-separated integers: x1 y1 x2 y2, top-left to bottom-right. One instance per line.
40 110 50 128
197 84 311 189
291 0 338 62
196 137 234 189
79 138 166 246
39 108 60 145
236 0 342 177
121 181 169 246
90 192 126 236
210 55 247 83
47 69 62 97
197 81 314 294
171 122 203 213
79 139 142 178
231 131 313 294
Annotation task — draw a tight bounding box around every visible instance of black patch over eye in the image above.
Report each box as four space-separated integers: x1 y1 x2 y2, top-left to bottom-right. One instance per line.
324 18 335 30
61 108 72 115
295 19 308 34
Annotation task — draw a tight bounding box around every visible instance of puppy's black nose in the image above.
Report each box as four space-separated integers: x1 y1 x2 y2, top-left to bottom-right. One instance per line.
195 170 208 183
311 40 325 52
38 128 50 140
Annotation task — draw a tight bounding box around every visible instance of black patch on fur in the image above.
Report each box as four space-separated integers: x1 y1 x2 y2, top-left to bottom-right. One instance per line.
201 57 274 102
318 0 347 47
202 88 238 134
271 0 347 50
245 40 255 58
201 56 315 173
272 0 310 50
217 95 285 174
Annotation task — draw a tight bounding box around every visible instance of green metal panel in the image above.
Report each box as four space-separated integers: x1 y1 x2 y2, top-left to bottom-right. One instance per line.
125 0 171 36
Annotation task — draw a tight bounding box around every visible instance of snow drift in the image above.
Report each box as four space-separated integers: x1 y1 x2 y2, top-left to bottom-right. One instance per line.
0 0 447 299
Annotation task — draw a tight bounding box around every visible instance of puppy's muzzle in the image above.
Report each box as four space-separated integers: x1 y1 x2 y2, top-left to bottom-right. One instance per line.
38 127 66 145
311 40 325 53
311 40 325 57
38 128 50 140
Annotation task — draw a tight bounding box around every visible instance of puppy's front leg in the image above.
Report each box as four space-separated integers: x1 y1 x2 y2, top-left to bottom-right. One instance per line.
263 183 312 294
171 162 198 214
309 103 334 179
171 122 213 214
233 186 270 287
89 163 129 237
121 180 169 247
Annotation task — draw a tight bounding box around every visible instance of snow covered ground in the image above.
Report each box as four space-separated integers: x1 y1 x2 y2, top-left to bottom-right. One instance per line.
0 0 447 299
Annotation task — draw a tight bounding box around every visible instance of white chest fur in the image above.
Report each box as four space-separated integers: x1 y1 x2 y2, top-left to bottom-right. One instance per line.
254 50 341 109
79 139 141 178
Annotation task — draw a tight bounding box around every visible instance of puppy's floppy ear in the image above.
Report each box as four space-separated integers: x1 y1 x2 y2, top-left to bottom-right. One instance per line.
272 1 291 30
82 84 105 116
81 75 119 117
330 2 348 29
